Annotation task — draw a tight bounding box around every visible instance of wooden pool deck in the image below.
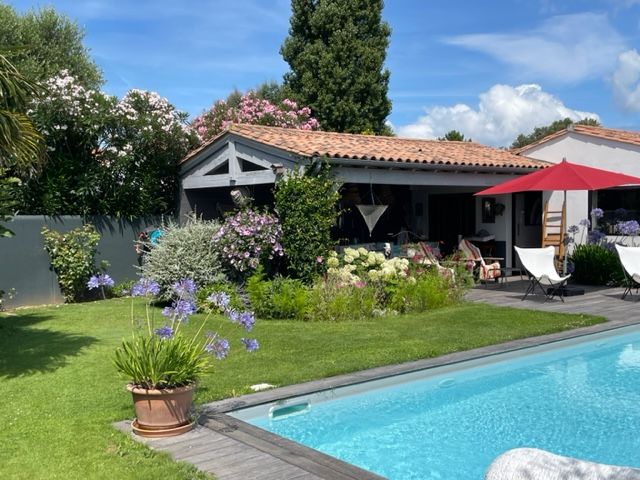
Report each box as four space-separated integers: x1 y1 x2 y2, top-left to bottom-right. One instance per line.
115 279 640 479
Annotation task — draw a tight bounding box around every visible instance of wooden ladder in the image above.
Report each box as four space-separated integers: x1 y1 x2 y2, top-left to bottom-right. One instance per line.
541 201 565 266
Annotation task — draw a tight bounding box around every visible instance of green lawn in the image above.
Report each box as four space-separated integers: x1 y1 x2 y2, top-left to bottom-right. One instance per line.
0 298 603 479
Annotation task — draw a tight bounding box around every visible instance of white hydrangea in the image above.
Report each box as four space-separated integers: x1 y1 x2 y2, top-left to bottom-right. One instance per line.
327 256 339 268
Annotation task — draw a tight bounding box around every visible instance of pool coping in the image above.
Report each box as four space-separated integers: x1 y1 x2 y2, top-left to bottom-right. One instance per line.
119 316 640 479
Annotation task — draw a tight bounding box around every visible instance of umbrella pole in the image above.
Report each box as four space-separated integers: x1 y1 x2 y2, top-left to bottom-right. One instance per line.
562 190 568 275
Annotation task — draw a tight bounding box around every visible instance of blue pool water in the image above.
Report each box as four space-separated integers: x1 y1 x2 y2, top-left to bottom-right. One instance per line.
238 328 640 479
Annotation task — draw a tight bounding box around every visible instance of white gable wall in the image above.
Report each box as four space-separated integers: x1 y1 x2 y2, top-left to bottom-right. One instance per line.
522 132 640 245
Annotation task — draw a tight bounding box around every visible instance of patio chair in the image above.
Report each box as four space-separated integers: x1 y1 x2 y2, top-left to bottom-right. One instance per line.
458 239 502 282
415 242 455 278
615 244 640 300
514 246 570 302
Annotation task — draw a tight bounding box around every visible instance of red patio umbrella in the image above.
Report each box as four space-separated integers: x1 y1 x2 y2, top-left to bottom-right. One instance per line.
475 158 640 196
475 158 640 273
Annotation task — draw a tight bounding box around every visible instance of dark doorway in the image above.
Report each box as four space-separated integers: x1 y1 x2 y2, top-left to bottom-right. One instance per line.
428 193 476 255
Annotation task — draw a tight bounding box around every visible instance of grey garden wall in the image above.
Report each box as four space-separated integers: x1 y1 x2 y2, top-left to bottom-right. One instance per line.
0 215 164 309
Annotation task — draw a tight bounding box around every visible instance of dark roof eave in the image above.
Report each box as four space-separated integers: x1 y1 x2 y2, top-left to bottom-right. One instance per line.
324 156 547 174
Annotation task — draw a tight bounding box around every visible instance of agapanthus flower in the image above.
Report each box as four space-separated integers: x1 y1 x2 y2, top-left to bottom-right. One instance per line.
579 218 591 228
162 299 196 322
237 311 255 332
87 273 115 290
227 309 240 324
154 325 174 340
591 208 604 219
172 278 197 298
567 225 580 234
588 230 606 244
241 338 259 352
131 278 160 297
208 291 230 310
205 338 230 359
615 220 640 236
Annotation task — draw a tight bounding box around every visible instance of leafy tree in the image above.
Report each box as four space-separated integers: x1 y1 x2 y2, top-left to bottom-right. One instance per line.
253 80 291 105
274 160 341 283
438 130 470 142
281 0 392 135
0 5 102 88
0 52 42 237
511 118 600 149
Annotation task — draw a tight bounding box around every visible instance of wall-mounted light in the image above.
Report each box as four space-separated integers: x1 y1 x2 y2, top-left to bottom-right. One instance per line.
271 163 285 175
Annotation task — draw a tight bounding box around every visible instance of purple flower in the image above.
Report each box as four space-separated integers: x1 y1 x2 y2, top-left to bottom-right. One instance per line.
154 325 174 340
162 299 196 322
591 208 604 219
615 220 640 236
588 230 606 244
579 218 591 228
131 278 160 297
227 309 240 324
87 273 115 290
205 338 230 359
171 278 197 298
208 291 230 310
87 276 100 290
238 311 255 332
241 338 259 352
567 225 579 234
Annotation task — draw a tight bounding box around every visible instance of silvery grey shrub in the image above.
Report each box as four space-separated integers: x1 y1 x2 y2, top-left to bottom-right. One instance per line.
140 215 226 298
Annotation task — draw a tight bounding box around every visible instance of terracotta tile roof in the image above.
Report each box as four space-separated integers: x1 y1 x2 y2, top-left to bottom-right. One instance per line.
182 124 547 170
514 124 640 154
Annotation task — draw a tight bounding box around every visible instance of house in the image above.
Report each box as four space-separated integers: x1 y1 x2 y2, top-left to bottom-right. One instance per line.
516 124 640 243
179 124 547 266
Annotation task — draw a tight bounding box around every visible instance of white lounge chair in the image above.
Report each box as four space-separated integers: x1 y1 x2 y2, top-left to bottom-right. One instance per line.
515 246 571 302
615 244 640 300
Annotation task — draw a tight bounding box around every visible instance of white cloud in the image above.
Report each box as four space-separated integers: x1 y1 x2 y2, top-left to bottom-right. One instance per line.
446 13 625 84
395 84 599 147
612 49 640 112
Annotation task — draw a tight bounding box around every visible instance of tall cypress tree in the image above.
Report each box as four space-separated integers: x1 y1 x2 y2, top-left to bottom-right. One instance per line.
281 0 392 135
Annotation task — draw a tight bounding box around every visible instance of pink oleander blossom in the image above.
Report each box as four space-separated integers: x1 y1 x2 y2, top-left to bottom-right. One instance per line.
191 92 320 142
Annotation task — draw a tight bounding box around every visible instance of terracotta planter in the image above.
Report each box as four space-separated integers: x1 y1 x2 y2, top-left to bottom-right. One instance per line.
127 383 195 437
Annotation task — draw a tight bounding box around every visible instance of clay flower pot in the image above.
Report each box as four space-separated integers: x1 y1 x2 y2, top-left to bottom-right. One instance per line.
127 383 196 437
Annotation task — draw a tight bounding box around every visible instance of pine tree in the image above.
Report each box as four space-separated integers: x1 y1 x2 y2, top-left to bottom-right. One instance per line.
281 0 392 135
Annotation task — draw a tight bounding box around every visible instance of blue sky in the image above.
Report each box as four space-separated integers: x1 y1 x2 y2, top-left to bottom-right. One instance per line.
8 0 640 146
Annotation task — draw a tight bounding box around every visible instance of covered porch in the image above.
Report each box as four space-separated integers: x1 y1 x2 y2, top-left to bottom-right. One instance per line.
179 124 549 268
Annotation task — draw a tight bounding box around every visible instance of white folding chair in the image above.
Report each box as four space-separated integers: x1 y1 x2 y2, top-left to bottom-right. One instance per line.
515 246 571 302
615 244 640 300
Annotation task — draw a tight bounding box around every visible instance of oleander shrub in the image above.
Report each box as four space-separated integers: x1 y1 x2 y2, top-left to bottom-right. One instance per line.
42 224 103 302
570 244 624 286
140 215 226 297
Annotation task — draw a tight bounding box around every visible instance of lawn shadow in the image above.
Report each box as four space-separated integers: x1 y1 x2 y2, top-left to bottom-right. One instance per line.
0 312 97 378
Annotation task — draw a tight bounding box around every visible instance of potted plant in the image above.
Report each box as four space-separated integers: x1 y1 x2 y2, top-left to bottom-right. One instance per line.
112 277 258 437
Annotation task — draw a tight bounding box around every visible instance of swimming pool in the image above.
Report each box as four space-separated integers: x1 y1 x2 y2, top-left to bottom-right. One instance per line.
230 326 640 479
